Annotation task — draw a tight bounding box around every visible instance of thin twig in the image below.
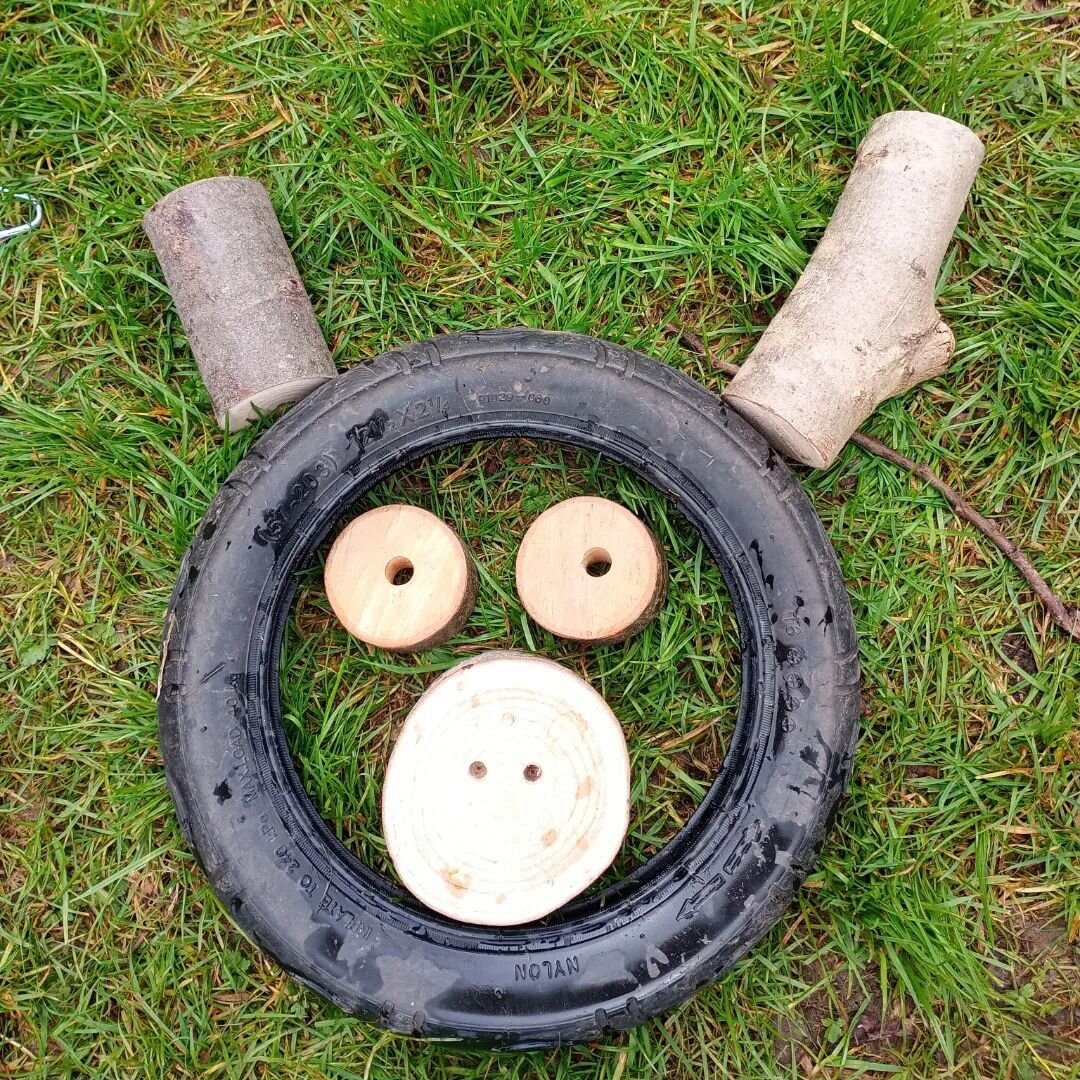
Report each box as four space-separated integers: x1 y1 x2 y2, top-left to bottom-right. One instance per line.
667 323 1080 641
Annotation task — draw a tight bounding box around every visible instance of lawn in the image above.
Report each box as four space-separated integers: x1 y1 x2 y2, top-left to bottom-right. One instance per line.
1 1 1078 1076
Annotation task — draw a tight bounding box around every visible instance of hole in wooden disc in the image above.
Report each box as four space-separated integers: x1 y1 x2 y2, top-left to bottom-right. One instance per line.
384 556 414 586
523 763 542 782
468 760 487 779
583 547 612 577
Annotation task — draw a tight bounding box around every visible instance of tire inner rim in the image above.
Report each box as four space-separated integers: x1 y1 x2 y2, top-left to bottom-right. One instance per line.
258 420 775 942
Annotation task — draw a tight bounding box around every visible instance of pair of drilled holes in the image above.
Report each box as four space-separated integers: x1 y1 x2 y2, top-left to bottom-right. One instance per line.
468 761 542 782
383 550 611 587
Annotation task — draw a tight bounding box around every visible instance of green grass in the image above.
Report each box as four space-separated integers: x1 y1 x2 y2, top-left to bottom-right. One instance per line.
1 1 1078 1076
282 441 740 889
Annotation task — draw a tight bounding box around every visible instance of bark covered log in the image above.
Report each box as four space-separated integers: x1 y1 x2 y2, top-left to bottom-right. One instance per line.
143 177 336 430
724 111 984 468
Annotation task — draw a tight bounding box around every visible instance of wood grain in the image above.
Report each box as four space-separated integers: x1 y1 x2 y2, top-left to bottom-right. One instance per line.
324 504 476 652
382 652 630 926
515 496 667 643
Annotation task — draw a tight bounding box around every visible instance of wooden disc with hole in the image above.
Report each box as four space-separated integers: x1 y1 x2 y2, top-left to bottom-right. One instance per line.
515 496 667 643
324 504 477 652
382 651 630 926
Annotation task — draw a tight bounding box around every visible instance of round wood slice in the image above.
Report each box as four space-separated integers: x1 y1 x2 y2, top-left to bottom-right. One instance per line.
515 496 667 643
382 651 630 926
324 504 476 652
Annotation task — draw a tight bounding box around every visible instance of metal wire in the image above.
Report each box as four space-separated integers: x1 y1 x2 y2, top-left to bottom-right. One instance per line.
0 187 43 243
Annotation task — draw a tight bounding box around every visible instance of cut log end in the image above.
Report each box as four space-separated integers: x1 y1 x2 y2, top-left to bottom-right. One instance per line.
324 504 477 652
219 376 333 431
721 393 833 469
516 496 667 643
382 652 631 925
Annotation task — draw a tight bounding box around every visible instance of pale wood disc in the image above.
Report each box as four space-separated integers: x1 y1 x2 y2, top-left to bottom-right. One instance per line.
382 651 630 926
324 504 476 652
515 496 667 643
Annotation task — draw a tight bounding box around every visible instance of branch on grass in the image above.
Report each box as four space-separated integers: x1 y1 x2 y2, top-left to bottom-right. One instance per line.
667 323 1080 641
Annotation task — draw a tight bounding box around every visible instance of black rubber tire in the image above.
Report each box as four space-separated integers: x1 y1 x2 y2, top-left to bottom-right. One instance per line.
158 329 859 1049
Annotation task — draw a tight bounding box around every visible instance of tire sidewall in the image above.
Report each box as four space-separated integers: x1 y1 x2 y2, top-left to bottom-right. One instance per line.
159 330 859 1047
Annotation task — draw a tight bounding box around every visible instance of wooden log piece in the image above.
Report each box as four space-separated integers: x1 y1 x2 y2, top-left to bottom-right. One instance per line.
723 111 984 468
324 504 477 652
382 651 631 925
142 176 337 430
515 496 667 643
